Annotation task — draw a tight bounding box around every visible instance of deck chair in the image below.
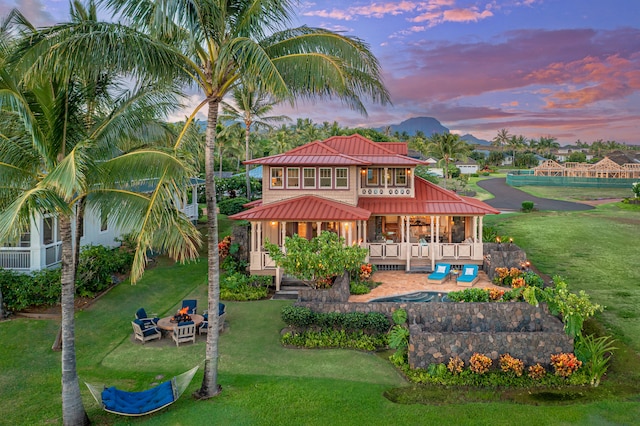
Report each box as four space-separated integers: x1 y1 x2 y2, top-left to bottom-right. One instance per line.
181 299 197 315
199 303 226 335
135 308 159 327
457 264 479 287
172 321 196 346
131 320 162 344
427 263 451 284
85 366 199 416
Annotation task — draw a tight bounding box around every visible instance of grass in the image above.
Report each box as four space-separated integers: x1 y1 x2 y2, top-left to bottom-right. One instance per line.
515 185 632 201
2 204 640 425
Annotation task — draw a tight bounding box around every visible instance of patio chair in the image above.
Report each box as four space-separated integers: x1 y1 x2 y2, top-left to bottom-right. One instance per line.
427 263 451 284
198 303 226 335
181 299 197 315
135 308 159 327
457 265 479 287
172 321 196 346
131 320 162 344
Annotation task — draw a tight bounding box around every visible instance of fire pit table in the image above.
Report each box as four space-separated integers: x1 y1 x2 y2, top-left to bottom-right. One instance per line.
157 314 204 332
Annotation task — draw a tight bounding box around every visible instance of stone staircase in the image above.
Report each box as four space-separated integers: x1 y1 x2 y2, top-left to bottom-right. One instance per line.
272 276 307 300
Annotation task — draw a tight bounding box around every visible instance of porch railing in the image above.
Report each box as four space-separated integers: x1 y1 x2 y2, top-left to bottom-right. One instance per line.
0 249 31 270
45 243 62 267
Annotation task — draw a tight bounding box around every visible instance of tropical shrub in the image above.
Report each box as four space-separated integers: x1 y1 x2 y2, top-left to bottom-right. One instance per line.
76 244 132 297
499 354 524 377
265 231 368 289
550 353 582 377
281 305 315 328
528 363 546 380
447 356 464 374
469 353 493 374
631 181 639 198
281 329 387 351
0 268 61 311
280 306 390 334
574 334 617 387
218 197 250 216
521 201 534 212
220 272 270 301
447 288 490 302
388 308 409 364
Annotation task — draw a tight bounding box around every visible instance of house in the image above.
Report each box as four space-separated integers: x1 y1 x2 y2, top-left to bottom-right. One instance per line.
0 178 203 272
229 135 499 289
455 158 479 175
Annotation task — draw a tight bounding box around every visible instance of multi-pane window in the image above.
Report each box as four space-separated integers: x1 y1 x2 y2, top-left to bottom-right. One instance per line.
367 168 379 186
335 168 348 188
395 168 407 185
43 217 54 244
319 168 332 188
303 168 316 188
271 167 283 188
287 168 300 188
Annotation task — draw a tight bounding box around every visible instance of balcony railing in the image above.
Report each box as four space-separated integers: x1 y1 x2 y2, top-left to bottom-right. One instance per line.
0 249 31 270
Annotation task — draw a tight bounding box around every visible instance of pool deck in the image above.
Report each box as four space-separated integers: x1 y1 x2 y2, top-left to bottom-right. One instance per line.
348 270 504 303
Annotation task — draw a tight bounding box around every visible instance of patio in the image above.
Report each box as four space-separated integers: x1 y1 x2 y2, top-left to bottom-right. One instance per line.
348 269 502 302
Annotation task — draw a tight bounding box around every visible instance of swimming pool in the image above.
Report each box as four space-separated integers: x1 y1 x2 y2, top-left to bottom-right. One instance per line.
369 291 450 303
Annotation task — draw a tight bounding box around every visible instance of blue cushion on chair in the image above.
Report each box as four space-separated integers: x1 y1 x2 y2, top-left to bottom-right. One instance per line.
142 327 159 337
136 308 147 319
178 321 194 326
133 319 146 329
218 303 226 316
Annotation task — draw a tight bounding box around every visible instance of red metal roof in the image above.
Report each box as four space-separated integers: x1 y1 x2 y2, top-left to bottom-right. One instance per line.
229 195 371 221
245 134 424 166
357 178 500 215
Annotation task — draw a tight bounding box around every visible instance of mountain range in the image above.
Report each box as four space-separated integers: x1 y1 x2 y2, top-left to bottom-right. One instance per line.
379 117 491 146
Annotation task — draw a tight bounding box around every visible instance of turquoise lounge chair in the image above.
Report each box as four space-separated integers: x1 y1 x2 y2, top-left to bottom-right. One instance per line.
428 263 450 283
457 265 479 287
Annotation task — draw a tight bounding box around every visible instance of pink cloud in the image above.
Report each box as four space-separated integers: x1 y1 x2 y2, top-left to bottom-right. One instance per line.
303 1 418 20
442 8 493 23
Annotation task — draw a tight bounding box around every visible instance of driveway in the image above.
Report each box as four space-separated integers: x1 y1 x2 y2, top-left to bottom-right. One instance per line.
477 178 594 212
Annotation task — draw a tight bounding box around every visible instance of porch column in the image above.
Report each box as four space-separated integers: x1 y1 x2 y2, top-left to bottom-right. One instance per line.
434 216 440 270
250 222 256 252
384 167 388 192
473 216 478 243
347 222 353 245
399 216 405 243
316 221 322 237
404 215 411 271
281 221 286 248
478 216 483 243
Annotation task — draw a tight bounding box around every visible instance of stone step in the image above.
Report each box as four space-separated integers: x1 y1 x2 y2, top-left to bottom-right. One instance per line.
271 291 299 300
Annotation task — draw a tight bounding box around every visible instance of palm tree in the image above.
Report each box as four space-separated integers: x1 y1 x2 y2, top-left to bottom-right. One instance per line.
492 128 511 154
535 136 560 158
221 83 289 199
508 135 528 167
0 7 200 424
98 0 389 399
425 133 471 189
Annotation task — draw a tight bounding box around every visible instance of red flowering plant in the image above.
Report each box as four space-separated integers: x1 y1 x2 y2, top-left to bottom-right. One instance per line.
359 263 373 281
218 235 232 261
550 353 582 377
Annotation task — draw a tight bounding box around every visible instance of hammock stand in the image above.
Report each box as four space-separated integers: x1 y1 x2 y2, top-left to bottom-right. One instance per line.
85 366 199 416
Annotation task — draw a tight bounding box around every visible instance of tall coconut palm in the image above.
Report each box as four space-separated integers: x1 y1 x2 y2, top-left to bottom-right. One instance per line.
492 128 511 153
0 8 200 424
425 133 471 190
98 0 390 399
221 82 289 199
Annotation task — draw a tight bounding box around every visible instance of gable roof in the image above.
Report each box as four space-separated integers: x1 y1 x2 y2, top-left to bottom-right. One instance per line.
229 195 371 221
245 134 425 167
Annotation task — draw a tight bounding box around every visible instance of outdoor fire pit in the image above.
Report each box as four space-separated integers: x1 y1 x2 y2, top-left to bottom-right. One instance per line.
170 307 192 323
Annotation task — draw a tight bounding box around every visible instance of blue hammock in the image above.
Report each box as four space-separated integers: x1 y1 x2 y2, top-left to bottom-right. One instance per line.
86 366 198 416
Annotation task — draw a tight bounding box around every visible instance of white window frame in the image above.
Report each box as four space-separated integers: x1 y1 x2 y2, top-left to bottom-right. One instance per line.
270 167 284 189
42 215 58 245
286 167 300 188
335 167 348 189
367 168 379 186
395 168 407 186
319 168 332 188
303 168 316 188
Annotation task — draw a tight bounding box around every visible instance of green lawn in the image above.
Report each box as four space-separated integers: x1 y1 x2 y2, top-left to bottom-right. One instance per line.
515 185 632 201
2 205 640 425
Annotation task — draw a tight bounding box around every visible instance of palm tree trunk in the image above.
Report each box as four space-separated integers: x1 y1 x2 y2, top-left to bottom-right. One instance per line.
195 99 222 399
59 215 90 425
73 197 86 272
245 124 251 199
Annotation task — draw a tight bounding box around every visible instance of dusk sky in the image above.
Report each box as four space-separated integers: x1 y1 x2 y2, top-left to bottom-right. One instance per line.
3 0 639 145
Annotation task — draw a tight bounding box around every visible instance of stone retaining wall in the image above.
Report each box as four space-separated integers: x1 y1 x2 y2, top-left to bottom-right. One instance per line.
298 271 351 303
294 299 573 369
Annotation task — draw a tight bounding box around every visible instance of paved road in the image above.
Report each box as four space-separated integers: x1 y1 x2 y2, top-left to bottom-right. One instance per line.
477 178 594 212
